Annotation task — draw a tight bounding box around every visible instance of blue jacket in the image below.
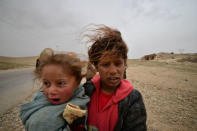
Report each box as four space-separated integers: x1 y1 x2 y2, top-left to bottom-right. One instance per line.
20 85 89 131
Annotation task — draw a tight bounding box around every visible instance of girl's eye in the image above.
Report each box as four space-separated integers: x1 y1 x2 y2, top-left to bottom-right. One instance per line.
43 81 50 87
115 62 122 67
101 63 109 67
57 81 66 86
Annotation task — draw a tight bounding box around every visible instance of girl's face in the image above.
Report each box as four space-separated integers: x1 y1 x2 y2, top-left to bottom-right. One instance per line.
97 53 125 92
41 64 78 104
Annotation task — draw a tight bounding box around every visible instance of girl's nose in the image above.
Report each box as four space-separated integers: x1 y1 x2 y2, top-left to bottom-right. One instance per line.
109 64 117 74
48 85 57 96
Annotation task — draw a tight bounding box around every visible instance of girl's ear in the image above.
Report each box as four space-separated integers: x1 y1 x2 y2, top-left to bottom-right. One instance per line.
95 65 98 70
124 60 127 67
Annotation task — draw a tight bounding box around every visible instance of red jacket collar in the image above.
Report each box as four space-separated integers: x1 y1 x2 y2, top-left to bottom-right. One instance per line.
91 74 133 103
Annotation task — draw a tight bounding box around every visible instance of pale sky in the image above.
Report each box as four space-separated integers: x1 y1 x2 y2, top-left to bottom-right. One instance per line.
0 0 196 58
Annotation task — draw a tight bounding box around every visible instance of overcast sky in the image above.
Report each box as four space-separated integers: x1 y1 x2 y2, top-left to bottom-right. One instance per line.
0 0 196 58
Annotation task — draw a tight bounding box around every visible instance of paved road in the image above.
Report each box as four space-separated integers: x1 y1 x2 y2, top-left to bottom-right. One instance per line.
0 68 35 115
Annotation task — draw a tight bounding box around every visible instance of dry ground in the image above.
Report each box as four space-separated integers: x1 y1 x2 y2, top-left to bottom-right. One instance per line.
127 59 197 131
0 54 197 131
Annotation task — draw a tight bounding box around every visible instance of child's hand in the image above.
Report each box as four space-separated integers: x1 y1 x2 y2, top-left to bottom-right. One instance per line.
70 105 81 121
70 113 78 121
63 103 86 124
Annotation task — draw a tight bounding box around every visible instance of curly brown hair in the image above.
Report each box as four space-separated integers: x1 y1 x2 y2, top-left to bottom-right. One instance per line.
84 25 128 66
35 49 87 84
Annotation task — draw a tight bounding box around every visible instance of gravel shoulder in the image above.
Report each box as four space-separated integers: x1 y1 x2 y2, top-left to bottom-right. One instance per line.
0 87 39 131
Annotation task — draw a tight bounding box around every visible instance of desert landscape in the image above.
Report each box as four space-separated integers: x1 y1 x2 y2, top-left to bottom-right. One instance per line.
0 53 197 131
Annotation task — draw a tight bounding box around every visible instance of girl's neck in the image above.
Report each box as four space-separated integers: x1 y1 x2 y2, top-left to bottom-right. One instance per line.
101 84 118 94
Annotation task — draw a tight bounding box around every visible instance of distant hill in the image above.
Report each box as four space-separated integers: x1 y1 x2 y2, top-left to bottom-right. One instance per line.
141 53 197 63
0 56 38 65
0 56 38 70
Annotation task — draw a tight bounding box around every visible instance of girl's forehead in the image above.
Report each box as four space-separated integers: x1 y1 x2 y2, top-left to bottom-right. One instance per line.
99 53 124 63
100 51 123 59
42 64 71 76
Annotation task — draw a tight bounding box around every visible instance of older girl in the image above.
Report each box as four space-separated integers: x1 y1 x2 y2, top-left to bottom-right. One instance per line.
83 25 147 131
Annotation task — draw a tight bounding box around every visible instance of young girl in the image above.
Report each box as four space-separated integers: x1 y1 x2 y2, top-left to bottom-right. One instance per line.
20 48 89 131
83 25 147 131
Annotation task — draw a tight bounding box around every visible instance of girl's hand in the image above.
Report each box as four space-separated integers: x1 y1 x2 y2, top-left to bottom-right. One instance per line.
70 106 81 121
63 104 87 124
70 113 78 121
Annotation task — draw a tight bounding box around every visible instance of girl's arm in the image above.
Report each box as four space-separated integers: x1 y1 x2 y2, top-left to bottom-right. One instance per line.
116 89 147 131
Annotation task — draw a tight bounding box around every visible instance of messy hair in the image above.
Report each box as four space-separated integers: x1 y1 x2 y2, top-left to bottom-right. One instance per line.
35 48 87 84
83 24 128 66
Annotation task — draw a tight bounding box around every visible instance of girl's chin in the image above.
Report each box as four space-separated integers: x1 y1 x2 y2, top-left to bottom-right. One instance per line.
50 100 62 105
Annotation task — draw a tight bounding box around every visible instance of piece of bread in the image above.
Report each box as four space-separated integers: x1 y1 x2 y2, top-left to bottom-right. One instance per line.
63 103 87 124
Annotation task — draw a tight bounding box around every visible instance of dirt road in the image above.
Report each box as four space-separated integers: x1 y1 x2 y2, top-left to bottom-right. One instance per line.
0 68 34 115
0 60 196 131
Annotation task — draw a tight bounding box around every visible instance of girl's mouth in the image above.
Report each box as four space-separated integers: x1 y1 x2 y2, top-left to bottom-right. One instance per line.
108 77 120 83
50 98 61 104
53 98 60 101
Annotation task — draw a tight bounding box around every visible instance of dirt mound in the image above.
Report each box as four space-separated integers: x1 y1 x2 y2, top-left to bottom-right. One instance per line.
141 54 157 60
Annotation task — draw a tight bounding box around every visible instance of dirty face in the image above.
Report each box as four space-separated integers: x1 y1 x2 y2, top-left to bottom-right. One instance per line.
41 64 78 104
97 53 125 92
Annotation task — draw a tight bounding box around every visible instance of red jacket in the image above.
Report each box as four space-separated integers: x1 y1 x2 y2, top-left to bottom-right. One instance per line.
87 75 133 131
